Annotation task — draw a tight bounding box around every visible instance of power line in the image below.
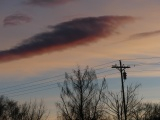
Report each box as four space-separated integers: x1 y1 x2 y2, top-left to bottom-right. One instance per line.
0 74 65 91
2 57 160 95
128 69 160 73
0 60 117 91
5 81 63 97
9 85 58 98
119 60 160 69
112 60 130 120
3 55 160 92
91 60 118 68
122 56 160 61
8 72 119 98
132 62 160 67
2 58 160 96
0 68 116 94
1 69 118 96
3 56 160 98
1 77 63 95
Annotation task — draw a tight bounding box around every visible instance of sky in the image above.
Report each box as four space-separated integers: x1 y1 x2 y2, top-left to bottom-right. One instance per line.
1 0 160 119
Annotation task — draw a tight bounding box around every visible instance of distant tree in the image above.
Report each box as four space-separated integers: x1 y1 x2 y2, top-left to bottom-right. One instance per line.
0 95 19 120
56 67 107 120
135 102 160 120
103 84 142 120
0 96 49 120
18 100 49 120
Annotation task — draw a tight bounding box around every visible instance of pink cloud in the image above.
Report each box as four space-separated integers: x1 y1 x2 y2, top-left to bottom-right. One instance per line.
0 16 135 62
129 30 160 40
24 0 74 6
3 13 32 26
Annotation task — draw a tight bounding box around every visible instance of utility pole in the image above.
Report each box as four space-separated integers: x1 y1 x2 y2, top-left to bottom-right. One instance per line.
112 60 130 120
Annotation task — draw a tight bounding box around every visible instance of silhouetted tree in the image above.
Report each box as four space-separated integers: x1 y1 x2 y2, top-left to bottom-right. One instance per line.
18 100 49 120
56 67 107 120
134 102 160 120
103 84 142 120
0 96 49 120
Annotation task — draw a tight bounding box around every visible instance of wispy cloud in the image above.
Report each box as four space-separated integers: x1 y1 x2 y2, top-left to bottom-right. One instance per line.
24 0 74 6
3 13 32 26
129 30 160 40
0 16 134 62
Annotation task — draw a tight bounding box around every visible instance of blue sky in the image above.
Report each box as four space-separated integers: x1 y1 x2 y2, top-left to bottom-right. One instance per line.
1 0 160 119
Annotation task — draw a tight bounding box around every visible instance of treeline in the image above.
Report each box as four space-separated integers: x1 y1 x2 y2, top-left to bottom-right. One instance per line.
0 96 48 120
56 67 160 120
1 67 160 120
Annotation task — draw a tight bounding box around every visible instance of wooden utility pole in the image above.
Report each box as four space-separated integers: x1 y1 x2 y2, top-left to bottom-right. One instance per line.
112 60 130 120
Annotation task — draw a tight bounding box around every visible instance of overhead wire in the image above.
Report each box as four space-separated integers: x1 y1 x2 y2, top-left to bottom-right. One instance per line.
0 60 117 92
8 71 120 98
2 68 117 96
3 56 160 97
122 56 160 61
4 56 160 93
0 67 116 95
128 69 160 73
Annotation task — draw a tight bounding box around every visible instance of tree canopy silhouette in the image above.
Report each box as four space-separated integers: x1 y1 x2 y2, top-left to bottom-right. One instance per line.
56 67 107 120
0 96 49 120
103 84 143 120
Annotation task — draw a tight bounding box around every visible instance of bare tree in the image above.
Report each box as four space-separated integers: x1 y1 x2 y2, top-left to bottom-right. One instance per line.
56 67 107 120
134 103 160 120
0 96 19 120
18 100 49 120
0 96 49 120
103 84 142 120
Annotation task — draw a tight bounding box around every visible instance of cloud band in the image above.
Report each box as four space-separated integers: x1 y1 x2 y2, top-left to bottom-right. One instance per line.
0 16 134 62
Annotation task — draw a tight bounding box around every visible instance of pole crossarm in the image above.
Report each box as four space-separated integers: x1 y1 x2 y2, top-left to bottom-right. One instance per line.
112 65 130 69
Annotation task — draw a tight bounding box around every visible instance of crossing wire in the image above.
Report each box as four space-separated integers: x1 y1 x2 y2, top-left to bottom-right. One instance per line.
8 72 120 98
0 60 117 91
2 56 160 98
1 69 117 96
